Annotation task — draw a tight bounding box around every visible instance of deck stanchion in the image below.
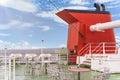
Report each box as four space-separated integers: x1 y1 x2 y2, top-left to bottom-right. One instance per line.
13 57 15 80
9 58 11 80
4 48 8 80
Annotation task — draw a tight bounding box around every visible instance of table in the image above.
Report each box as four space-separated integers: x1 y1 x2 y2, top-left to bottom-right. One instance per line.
68 68 90 80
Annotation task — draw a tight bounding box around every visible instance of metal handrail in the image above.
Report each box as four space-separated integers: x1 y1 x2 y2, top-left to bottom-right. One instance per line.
91 43 103 54
78 43 90 55
78 42 119 56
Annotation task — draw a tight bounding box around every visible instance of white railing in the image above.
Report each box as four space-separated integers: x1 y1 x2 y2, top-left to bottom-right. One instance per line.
78 42 119 56
0 56 15 80
91 43 103 54
0 48 16 80
78 43 91 55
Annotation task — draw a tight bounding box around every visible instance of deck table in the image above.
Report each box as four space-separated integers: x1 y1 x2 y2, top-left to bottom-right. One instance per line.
68 68 90 80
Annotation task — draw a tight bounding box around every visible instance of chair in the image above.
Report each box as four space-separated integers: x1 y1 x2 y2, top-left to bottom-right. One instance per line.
39 54 51 67
24 54 37 75
93 67 110 80
10 54 22 65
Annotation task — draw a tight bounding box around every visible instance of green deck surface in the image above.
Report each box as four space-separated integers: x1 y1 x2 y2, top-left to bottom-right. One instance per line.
0 64 120 80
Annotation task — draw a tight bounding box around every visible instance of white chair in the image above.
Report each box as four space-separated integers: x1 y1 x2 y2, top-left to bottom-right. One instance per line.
38 54 52 66
93 67 110 80
25 54 37 61
24 54 37 75
10 54 22 64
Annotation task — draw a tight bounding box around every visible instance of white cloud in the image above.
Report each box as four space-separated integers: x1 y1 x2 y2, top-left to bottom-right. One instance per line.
62 6 89 10
28 34 33 38
39 26 50 31
107 5 120 9
0 40 40 49
36 6 88 24
115 36 120 42
0 20 20 30
22 22 33 28
0 33 10 36
109 0 120 5
95 0 120 9
69 0 89 5
9 20 20 25
112 14 120 18
30 46 40 49
36 12 52 18
0 0 37 12
103 0 120 9
0 20 34 30
58 44 66 48
36 11 66 24
95 0 112 3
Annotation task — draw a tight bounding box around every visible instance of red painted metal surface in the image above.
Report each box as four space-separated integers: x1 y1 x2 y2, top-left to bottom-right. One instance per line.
56 9 115 64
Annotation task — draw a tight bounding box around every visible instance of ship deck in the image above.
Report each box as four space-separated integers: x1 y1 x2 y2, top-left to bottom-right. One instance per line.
0 64 120 80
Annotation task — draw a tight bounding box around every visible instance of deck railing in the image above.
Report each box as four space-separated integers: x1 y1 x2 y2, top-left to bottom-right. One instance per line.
78 43 91 56
78 42 119 56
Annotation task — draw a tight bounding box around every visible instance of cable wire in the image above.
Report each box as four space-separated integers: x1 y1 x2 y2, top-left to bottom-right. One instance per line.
48 0 59 11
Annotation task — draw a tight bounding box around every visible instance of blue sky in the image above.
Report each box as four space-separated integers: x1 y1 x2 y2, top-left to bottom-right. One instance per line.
0 0 120 49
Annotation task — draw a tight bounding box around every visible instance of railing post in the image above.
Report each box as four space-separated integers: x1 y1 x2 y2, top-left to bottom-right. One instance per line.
103 43 105 55
4 48 8 80
89 43 92 56
116 43 119 54
9 58 11 80
13 57 15 80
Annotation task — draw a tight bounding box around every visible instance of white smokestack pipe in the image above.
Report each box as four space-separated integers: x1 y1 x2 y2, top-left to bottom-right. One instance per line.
90 20 120 32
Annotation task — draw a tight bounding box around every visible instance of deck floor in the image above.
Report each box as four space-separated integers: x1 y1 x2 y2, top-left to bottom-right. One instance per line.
0 64 120 80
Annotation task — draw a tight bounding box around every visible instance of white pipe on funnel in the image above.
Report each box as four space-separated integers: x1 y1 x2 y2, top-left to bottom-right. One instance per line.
90 20 120 32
